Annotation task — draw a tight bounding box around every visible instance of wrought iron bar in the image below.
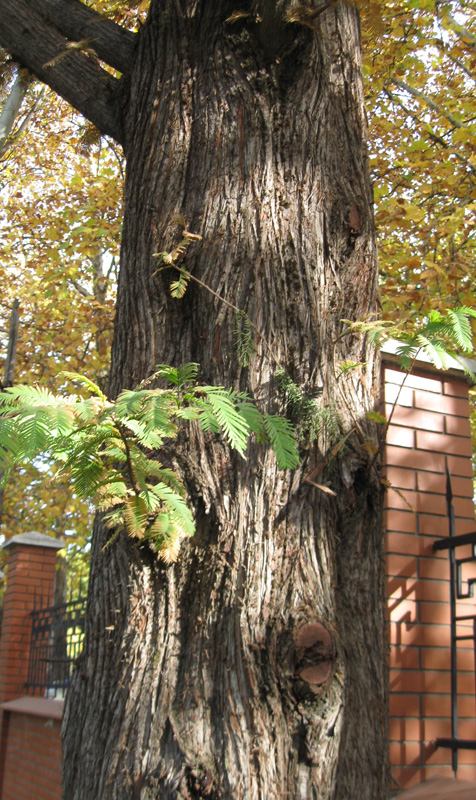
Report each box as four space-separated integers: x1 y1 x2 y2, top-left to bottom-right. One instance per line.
432 469 476 774
25 596 87 698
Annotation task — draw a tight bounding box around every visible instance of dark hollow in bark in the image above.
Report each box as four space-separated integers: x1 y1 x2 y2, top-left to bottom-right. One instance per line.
33 1 385 798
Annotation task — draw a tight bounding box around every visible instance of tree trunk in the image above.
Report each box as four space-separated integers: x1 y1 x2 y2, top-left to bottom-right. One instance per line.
63 2 388 798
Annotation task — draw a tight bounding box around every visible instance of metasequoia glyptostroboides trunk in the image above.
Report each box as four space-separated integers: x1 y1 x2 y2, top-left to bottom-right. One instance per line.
63 2 388 798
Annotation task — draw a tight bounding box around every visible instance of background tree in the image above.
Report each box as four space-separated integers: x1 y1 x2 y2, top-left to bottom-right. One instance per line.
365 0 476 485
0 0 149 591
0 59 123 577
364 0 476 320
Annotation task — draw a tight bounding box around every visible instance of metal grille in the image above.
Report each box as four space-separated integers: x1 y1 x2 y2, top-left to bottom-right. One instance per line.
26 597 87 698
433 470 476 773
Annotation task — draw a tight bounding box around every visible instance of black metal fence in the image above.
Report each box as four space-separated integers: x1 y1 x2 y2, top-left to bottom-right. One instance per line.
25 596 87 698
432 471 476 773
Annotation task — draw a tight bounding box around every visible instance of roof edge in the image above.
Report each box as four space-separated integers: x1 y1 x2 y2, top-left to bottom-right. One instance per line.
2 531 65 551
380 340 476 387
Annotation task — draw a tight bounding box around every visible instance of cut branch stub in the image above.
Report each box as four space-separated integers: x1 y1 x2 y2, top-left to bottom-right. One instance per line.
294 620 336 689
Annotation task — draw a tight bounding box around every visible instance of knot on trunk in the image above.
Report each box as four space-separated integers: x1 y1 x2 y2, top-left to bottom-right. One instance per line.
294 620 336 691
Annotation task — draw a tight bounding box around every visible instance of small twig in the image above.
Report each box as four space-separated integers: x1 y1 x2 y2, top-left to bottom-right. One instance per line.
70 278 90 298
303 479 336 496
303 427 356 483
114 419 140 497
368 349 422 474
107 140 125 179
106 256 117 283
286 1 335 26
382 349 421 438
163 263 282 369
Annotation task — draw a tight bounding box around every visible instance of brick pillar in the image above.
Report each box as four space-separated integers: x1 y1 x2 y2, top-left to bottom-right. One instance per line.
0 532 64 706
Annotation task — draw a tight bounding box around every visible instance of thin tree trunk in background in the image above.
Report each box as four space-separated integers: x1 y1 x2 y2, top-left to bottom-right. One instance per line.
0 71 46 160
53 553 67 606
63 3 388 798
0 299 20 527
0 73 30 156
2 299 19 390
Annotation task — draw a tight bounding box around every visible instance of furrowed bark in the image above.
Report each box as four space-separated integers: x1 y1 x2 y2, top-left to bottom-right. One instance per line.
63 1 388 799
22 0 136 75
0 0 124 144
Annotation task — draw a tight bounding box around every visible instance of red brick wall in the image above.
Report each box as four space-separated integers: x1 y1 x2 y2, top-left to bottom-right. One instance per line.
0 538 63 800
384 363 476 790
1 711 62 800
0 545 58 704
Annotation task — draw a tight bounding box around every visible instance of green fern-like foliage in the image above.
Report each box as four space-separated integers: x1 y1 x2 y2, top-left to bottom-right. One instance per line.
234 311 255 367
395 308 476 375
170 269 191 299
275 369 341 446
0 366 299 562
342 307 476 376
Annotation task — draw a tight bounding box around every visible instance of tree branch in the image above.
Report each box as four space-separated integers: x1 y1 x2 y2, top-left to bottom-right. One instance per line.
0 0 125 145
22 0 136 75
436 40 476 83
444 12 476 48
391 76 468 130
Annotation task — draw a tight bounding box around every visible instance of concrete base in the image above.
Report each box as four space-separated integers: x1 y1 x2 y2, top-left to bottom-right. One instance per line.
396 776 476 799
